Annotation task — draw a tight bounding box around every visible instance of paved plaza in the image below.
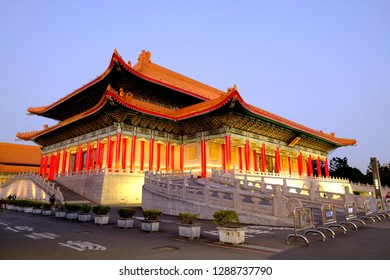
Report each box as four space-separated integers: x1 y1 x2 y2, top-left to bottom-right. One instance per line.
1 206 390 260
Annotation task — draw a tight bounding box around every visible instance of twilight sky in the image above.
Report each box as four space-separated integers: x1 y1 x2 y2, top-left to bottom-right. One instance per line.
1 0 389 173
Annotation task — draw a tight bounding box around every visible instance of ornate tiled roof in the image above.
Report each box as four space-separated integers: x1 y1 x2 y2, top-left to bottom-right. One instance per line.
18 49 357 148
17 84 357 147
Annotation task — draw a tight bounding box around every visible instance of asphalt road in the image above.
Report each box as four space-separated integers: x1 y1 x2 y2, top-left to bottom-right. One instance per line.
1 206 390 260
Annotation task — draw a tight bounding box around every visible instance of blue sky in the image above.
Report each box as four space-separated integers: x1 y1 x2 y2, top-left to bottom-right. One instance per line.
1 0 389 174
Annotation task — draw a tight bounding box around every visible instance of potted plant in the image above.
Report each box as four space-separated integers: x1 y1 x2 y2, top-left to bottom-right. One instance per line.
178 212 201 239
41 202 53 216
23 200 35 214
64 203 81 220
4 199 14 210
78 204 92 222
141 209 162 232
117 208 136 229
54 203 66 218
15 200 25 212
212 209 245 245
32 202 43 215
92 205 111 225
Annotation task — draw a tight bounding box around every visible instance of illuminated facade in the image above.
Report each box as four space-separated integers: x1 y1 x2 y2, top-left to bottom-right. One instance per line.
16 50 356 203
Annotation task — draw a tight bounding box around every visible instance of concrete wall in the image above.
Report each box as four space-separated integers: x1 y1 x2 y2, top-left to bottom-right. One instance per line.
55 172 144 205
0 179 48 201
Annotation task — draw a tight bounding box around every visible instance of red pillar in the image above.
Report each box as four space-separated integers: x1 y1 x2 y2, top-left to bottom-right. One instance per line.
225 135 231 171
67 153 72 173
54 153 60 176
324 157 330 177
298 152 303 176
275 147 281 174
201 140 207 178
221 144 226 171
61 149 67 174
75 144 83 172
171 145 175 172
86 142 91 171
48 154 54 180
121 138 127 170
317 156 322 177
140 141 145 171
156 143 161 171
165 141 170 172
107 136 113 169
245 140 250 171
130 136 137 172
96 139 101 169
238 147 243 171
253 150 258 172
180 144 184 172
90 146 95 170
39 156 44 176
149 139 154 171
288 156 292 175
42 155 48 178
308 154 313 177
261 143 267 172
115 132 122 169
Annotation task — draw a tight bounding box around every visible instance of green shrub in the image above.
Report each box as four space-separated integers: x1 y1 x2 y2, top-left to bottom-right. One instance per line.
41 202 52 210
64 203 81 212
142 209 162 220
117 208 136 218
32 201 43 208
212 209 240 227
55 203 65 210
79 204 92 214
92 205 111 215
179 212 199 225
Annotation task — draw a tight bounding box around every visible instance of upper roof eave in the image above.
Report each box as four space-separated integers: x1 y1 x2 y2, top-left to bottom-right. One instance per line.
27 50 226 116
18 87 357 148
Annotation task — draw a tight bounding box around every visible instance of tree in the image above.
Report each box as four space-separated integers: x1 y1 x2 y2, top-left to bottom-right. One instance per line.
329 157 367 184
366 160 390 187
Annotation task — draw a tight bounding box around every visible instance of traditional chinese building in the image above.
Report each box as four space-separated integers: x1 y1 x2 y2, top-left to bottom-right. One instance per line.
16 50 356 204
0 142 41 184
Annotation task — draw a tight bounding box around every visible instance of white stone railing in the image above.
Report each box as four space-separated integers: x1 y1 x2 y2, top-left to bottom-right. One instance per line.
144 171 293 219
55 167 146 178
211 168 358 209
228 167 351 184
0 171 64 203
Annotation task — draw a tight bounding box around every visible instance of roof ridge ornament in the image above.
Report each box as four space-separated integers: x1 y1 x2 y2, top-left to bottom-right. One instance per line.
138 50 151 64
227 84 237 94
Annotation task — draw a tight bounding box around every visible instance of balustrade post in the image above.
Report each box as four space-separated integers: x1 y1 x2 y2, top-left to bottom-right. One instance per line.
309 182 319 202
204 179 210 203
273 184 282 217
233 180 240 209
244 174 248 188
182 175 188 200
282 178 288 196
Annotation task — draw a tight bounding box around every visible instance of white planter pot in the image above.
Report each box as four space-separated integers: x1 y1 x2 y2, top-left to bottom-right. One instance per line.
94 215 110 225
78 213 91 222
42 210 52 216
17 207 25 212
24 207 33 214
141 220 160 232
217 227 245 245
117 218 135 228
55 211 66 218
66 212 78 220
6 204 13 210
178 224 201 239
32 208 42 215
